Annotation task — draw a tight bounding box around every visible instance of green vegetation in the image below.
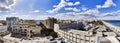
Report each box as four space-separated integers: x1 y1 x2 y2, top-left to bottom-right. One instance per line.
2 22 6 25
24 20 36 24
41 29 53 36
0 39 3 43
47 17 57 24
91 20 104 25
49 32 58 38
38 22 58 38
0 31 10 37
76 23 84 30
38 22 46 29
46 17 57 29
41 29 58 38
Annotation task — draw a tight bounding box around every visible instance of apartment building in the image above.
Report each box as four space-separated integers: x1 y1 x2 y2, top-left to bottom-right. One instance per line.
11 23 42 38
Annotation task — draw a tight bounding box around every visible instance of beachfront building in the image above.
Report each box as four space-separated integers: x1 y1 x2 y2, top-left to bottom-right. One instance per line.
54 20 120 43
54 24 96 43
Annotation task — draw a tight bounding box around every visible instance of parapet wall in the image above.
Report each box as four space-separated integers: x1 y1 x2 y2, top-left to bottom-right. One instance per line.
54 24 97 43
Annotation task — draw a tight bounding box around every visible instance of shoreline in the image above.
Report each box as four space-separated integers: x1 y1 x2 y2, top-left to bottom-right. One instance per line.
103 21 120 36
104 20 120 27
103 21 120 29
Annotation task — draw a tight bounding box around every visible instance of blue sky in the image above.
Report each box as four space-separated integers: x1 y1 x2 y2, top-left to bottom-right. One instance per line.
0 0 120 20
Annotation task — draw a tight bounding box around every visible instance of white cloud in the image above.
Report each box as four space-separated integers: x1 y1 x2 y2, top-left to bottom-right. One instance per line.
101 10 120 16
94 10 120 20
54 9 120 20
66 0 70 1
11 12 18 15
96 0 116 8
55 9 100 20
67 1 80 6
46 0 80 14
67 2 74 6
64 7 80 12
96 5 101 8
33 10 40 13
46 0 67 14
55 9 120 20
0 13 26 20
0 12 50 20
74 2 80 5
53 5 57 8
79 9 99 15
81 7 88 11
65 7 73 10
0 0 16 12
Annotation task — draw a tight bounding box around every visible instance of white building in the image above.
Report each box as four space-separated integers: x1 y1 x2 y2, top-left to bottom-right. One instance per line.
54 23 120 43
6 17 22 31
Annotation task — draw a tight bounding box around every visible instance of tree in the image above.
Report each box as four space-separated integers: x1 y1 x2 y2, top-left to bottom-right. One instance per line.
41 29 54 36
49 32 58 38
38 22 46 29
91 20 104 25
2 22 6 25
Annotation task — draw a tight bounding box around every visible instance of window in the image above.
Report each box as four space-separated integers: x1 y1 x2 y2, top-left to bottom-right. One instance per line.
20 27 22 28
24 29 27 31
30 30 32 33
15 29 17 30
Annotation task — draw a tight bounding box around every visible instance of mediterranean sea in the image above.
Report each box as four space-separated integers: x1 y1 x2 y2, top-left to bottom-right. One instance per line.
104 20 120 26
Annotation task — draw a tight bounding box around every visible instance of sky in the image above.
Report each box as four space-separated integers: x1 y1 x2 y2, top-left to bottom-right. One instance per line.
0 0 120 20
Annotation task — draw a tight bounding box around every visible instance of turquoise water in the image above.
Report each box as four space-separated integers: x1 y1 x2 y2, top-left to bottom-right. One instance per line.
104 20 120 26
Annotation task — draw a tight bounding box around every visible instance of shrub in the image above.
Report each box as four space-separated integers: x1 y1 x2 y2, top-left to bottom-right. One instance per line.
49 32 58 38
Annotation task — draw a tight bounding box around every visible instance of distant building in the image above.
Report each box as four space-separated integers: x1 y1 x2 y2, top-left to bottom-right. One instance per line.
6 17 42 38
43 17 57 29
11 23 42 38
0 23 3 26
6 17 21 31
0 26 7 30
